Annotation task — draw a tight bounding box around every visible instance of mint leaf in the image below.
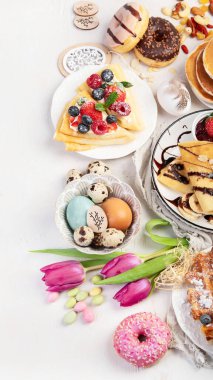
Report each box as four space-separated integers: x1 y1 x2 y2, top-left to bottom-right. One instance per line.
116 82 125 91
105 91 118 108
121 81 133 88
95 103 106 112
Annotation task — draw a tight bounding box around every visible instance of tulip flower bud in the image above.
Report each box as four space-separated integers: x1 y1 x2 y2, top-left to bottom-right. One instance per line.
113 278 152 307
100 253 141 279
41 260 85 292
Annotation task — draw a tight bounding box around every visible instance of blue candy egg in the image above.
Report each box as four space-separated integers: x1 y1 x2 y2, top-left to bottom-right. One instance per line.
66 196 94 230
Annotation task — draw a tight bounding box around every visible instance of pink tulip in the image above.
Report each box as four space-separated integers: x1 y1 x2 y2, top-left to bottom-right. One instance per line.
41 260 85 292
100 253 141 278
113 278 152 307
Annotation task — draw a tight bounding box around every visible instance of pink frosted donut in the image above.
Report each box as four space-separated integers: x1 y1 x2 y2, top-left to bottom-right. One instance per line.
113 312 172 368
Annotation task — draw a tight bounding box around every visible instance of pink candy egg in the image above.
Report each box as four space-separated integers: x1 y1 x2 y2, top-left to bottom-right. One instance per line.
82 308 95 323
47 292 59 303
74 301 87 313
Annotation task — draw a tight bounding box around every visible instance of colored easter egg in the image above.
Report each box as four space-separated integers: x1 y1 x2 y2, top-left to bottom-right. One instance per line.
101 197 132 231
66 196 94 230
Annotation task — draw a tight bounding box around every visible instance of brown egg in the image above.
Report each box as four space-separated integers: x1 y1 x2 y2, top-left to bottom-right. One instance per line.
101 197 133 231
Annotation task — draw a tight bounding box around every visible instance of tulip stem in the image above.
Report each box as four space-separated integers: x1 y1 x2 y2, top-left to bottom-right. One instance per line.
138 247 174 261
85 264 104 272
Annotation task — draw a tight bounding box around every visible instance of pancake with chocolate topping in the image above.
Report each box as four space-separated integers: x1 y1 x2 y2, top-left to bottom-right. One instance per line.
134 17 180 67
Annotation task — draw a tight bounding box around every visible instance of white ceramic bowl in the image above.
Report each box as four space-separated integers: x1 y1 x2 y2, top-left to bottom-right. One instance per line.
55 174 142 255
191 110 213 140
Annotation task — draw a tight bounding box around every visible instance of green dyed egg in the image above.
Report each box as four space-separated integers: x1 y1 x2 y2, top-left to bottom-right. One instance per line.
66 196 94 230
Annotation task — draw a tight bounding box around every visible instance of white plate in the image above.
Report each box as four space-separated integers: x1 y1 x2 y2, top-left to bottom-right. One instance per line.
51 64 157 159
172 287 213 357
151 110 213 233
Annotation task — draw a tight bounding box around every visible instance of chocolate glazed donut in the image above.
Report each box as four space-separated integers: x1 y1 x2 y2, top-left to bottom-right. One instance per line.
134 17 180 67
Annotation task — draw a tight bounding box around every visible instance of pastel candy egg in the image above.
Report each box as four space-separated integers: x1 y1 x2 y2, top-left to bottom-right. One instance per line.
89 287 102 297
82 308 95 323
76 290 88 301
74 301 87 312
66 196 94 230
91 295 104 306
47 292 59 303
87 205 108 233
65 297 77 309
67 288 79 297
91 274 103 284
63 310 77 325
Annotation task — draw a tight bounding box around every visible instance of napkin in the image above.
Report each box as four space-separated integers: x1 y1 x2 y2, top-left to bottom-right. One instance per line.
133 124 213 367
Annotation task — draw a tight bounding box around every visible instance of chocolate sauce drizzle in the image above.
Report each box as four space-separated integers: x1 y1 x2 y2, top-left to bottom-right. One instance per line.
114 15 136 37
107 28 124 45
124 4 142 20
193 187 213 196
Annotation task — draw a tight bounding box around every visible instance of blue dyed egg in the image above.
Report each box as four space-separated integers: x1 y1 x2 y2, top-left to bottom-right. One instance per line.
66 196 94 230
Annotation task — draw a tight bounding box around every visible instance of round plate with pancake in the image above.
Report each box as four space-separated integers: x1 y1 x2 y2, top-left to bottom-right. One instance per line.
151 110 213 233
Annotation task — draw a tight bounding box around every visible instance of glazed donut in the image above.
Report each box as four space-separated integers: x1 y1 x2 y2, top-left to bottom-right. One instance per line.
105 2 149 54
113 312 172 368
134 17 180 67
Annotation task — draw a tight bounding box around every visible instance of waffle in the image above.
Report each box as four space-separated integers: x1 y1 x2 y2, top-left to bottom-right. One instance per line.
186 250 213 341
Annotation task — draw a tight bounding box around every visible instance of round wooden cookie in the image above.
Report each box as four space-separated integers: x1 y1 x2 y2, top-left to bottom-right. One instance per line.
57 43 112 77
73 1 98 16
74 15 99 30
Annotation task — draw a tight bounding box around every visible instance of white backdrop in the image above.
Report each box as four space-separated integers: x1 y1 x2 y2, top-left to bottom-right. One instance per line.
0 0 212 379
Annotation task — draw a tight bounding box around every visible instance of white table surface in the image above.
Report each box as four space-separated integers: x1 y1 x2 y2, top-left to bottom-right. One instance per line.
0 0 212 379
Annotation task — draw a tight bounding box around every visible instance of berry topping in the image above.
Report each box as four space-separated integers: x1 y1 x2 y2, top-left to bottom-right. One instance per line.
106 115 117 124
78 123 90 134
86 74 102 89
111 102 131 116
81 115 93 125
71 115 82 127
104 84 126 103
107 122 118 131
205 116 213 137
200 314 212 325
101 83 108 89
101 69 114 82
91 120 108 135
92 88 105 101
68 106 80 117
80 102 103 121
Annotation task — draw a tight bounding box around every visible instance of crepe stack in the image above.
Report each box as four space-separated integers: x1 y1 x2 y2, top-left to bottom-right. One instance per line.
186 39 213 104
54 91 134 152
178 141 213 215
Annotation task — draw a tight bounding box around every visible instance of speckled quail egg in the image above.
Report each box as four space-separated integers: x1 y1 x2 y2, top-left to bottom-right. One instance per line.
73 226 94 247
101 228 125 248
87 182 109 203
66 169 82 183
87 161 111 175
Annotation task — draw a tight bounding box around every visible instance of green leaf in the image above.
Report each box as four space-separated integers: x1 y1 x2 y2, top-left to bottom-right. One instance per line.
97 253 179 285
81 259 105 268
105 91 118 108
95 103 106 112
116 82 125 91
120 81 133 88
145 219 189 247
29 248 126 261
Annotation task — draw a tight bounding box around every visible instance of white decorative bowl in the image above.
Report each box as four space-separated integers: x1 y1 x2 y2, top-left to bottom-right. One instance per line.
55 174 142 254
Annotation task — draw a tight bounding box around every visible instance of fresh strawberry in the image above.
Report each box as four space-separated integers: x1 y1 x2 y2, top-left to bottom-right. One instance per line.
104 84 126 104
69 116 75 123
205 116 213 137
80 102 102 121
91 120 108 135
111 102 131 116
71 115 82 127
107 122 118 131
86 74 102 89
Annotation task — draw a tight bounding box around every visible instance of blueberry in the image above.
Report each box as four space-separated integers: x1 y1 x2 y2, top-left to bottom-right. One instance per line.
92 88 105 101
200 314 212 325
68 106 79 117
106 115 117 124
101 69 114 82
81 115 93 125
78 123 90 134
